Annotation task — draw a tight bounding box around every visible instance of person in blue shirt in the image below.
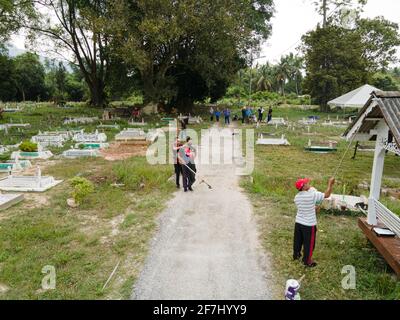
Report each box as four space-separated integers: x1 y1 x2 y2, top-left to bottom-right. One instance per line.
245 107 252 124
223 108 231 125
214 109 221 123
241 107 246 124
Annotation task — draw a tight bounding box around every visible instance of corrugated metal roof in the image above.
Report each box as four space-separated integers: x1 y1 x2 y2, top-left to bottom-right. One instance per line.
377 97 400 146
343 91 400 147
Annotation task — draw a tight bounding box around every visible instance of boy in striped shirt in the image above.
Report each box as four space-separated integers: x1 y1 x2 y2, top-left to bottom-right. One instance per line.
293 177 335 267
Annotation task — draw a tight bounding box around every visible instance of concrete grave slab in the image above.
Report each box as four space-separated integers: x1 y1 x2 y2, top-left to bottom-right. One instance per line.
41 130 75 139
63 149 100 158
0 158 32 172
32 133 65 148
97 123 120 130
128 119 147 126
11 150 53 160
5 123 30 128
256 134 290 146
63 117 99 125
298 118 318 125
3 106 21 112
321 117 352 128
304 139 338 153
0 167 62 192
323 194 368 212
266 118 287 126
73 130 107 143
0 193 24 211
115 128 147 142
74 142 109 150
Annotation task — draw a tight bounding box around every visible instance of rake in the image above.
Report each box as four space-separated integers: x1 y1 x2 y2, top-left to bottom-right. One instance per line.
181 162 213 190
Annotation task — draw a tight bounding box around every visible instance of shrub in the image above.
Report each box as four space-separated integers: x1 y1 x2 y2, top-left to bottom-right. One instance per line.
70 177 95 205
19 141 38 152
0 152 11 162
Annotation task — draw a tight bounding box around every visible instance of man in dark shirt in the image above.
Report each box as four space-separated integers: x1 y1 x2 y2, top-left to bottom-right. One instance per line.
178 137 197 192
172 138 183 188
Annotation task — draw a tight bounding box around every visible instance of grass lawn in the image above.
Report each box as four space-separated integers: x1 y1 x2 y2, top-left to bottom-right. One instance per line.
0 156 176 299
0 102 399 300
240 106 400 300
0 103 178 299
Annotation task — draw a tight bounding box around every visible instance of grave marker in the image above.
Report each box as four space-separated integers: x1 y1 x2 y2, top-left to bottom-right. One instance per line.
0 167 62 192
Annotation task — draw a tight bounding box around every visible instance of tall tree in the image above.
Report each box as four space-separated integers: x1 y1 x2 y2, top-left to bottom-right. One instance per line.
110 0 274 112
0 50 17 101
303 5 400 111
281 53 304 95
256 63 274 92
55 61 67 100
302 25 369 110
13 52 46 101
25 0 112 107
357 17 400 71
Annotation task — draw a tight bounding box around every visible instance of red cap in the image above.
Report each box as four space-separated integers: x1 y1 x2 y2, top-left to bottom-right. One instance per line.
295 178 310 191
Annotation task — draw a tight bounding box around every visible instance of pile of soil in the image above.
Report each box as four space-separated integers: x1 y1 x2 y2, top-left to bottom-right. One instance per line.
100 142 148 161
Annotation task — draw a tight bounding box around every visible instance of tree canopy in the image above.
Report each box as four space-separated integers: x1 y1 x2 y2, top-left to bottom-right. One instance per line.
109 0 274 111
0 0 36 44
302 7 400 110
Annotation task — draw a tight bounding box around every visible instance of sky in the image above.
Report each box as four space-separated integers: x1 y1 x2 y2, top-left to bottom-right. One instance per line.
258 0 400 65
10 0 400 65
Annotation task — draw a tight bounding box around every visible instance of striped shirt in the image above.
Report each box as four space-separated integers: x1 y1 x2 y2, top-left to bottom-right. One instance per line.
294 189 325 227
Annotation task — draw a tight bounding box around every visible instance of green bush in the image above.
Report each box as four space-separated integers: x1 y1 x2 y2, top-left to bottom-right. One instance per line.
0 152 11 162
70 177 95 205
19 141 38 152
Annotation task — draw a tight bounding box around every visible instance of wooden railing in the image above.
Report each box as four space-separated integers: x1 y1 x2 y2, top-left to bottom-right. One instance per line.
373 199 400 237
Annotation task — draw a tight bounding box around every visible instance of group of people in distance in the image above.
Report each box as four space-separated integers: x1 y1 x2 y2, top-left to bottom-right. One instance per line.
208 105 273 126
209 106 232 125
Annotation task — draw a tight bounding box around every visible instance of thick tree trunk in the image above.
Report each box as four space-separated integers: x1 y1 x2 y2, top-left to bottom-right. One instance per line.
320 100 331 112
174 97 194 113
88 79 106 107
142 66 158 105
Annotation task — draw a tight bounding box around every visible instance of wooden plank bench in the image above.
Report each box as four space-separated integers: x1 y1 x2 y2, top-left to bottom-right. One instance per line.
358 217 400 277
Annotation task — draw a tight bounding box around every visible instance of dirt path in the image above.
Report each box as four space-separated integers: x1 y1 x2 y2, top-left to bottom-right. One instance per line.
132 124 275 300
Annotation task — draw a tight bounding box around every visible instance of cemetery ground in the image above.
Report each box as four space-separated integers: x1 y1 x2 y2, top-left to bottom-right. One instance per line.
0 103 399 299
0 103 178 299
243 108 400 300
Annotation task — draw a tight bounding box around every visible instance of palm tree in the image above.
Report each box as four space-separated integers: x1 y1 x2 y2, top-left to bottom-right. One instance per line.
275 58 291 96
277 53 304 96
284 53 304 95
256 63 274 92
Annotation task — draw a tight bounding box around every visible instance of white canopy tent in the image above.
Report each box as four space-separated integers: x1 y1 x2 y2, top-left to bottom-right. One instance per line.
328 84 380 109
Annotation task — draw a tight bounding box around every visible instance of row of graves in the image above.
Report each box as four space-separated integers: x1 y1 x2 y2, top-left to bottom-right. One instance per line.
0 114 163 210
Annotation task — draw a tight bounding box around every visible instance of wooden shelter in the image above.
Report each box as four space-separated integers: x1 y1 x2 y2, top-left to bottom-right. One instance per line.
343 91 400 276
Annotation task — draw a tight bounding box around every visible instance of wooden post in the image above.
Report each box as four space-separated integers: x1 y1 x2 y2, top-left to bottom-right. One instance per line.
368 121 389 225
352 141 359 160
